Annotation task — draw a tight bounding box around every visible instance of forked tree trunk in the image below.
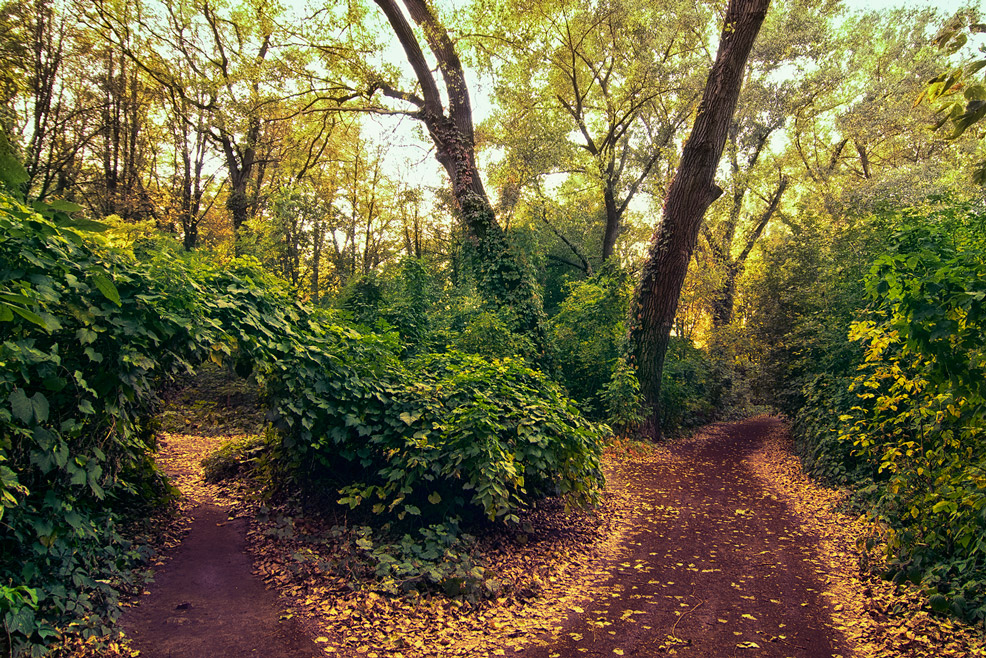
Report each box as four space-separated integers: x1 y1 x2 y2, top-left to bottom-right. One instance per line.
629 0 771 439
374 0 550 357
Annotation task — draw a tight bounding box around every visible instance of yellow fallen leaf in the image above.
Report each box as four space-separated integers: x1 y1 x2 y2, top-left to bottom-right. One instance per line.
613 650 625 656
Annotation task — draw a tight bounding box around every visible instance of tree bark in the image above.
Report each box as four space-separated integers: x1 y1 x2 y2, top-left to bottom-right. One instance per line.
629 0 771 439
373 0 550 356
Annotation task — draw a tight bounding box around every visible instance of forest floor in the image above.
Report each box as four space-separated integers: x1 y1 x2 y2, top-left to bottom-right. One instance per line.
55 370 986 658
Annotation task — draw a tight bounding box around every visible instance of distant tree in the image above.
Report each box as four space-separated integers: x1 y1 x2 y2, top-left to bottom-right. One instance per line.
476 0 711 264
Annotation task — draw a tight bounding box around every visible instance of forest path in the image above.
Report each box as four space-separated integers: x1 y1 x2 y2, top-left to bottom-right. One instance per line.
524 417 848 658
118 431 320 658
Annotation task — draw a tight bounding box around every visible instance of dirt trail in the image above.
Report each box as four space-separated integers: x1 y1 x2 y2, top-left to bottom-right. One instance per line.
525 417 847 658
119 432 320 658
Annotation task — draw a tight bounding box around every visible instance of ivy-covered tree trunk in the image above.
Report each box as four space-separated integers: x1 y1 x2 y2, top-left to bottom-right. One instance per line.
373 0 549 356
629 0 771 439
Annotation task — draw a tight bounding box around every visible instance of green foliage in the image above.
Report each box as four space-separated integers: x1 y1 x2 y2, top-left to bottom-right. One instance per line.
792 371 868 485
918 12 986 182
339 273 385 327
0 178 607 653
600 357 644 435
265 345 606 524
839 203 986 621
445 307 536 362
0 193 214 654
742 208 889 479
549 268 632 417
660 337 715 434
349 523 495 600
380 258 437 351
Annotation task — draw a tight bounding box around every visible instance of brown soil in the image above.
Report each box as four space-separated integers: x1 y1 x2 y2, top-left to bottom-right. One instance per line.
119 432 321 658
97 408 983 658
524 417 848 658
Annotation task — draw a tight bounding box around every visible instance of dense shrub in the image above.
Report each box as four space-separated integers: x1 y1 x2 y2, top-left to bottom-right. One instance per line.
262 344 606 524
0 194 219 654
839 204 986 621
549 268 632 417
661 337 715 434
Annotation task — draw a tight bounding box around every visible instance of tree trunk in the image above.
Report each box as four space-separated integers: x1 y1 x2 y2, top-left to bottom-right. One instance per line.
630 0 771 439
374 0 550 356
602 181 620 262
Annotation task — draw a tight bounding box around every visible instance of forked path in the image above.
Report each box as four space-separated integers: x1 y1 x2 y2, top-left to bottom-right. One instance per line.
119 433 320 658
526 417 847 658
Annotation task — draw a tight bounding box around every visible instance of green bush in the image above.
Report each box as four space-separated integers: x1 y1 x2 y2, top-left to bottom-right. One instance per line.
839 203 986 621
661 337 714 434
0 193 218 654
549 268 632 417
263 346 606 524
600 357 645 436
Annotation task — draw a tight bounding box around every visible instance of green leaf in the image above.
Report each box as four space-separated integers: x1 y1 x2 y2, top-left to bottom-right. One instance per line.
965 85 986 102
57 216 111 232
31 393 49 423
45 199 84 213
427 491 442 505
9 305 49 329
9 389 32 424
399 411 422 425
92 274 121 306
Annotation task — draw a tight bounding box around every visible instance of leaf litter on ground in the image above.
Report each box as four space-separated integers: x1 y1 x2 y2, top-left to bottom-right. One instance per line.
47 370 986 658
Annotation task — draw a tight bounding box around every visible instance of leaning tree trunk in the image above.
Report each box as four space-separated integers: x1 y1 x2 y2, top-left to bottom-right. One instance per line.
629 0 771 439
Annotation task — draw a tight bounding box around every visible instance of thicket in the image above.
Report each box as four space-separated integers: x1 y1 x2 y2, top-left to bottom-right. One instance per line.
0 190 606 655
337 261 714 437
0 192 219 655
747 200 986 622
842 204 986 621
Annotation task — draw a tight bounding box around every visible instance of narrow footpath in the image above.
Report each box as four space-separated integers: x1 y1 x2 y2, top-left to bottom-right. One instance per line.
119 432 321 658
525 417 847 658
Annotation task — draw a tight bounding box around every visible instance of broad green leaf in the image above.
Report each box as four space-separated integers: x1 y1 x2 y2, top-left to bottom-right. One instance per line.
57 216 111 232
92 274 122 306
9 389 32 424
31 393 49 423
10 305 49 329
45 199 84 213
964 85 986 101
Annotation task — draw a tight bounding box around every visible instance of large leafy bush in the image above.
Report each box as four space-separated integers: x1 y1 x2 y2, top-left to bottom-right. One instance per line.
840 204 986 621
0 195 221 654
262 344 606 523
